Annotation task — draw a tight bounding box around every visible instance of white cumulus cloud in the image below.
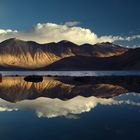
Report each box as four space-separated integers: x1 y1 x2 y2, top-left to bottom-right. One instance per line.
0 22 140 45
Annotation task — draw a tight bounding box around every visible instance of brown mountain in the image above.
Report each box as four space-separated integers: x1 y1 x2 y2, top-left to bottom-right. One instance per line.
44 48 140 70
0 38 128 70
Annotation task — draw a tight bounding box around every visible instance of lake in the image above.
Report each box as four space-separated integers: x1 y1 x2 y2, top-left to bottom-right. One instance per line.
1 70 140 76
0 73 140 140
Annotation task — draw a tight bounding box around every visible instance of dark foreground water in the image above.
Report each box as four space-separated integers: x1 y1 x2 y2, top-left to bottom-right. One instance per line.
0 75 140 140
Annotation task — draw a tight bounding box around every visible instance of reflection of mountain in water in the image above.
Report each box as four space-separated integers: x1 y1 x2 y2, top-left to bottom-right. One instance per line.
0 76 140 118
0 76 131 102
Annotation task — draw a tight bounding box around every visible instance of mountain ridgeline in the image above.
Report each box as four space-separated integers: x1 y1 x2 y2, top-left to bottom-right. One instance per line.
0 38 139 70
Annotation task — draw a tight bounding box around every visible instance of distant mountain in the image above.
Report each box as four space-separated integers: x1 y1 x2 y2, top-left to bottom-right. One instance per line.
0 38 128 70
44 48 140 70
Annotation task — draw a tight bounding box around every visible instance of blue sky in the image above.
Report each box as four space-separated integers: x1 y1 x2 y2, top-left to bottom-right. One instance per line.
0 0 140 46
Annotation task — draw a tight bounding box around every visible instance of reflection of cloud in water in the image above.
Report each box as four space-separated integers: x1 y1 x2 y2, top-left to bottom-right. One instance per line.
123 92 140 96
0 94 140 118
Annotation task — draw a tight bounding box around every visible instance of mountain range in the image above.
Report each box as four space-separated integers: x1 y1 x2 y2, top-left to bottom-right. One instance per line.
0 38 139 70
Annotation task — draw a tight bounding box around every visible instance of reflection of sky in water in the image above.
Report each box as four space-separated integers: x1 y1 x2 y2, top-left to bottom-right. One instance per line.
0 93 140 140
0 93 140 119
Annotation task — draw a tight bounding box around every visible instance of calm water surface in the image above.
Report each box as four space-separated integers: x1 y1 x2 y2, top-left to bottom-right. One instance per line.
0 73 140 140
1 70 140 76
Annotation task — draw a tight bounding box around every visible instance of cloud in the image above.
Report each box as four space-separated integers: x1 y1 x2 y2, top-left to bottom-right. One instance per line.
124 35 140 41
0 22 140 45
64 21 80 26
0 29 17 34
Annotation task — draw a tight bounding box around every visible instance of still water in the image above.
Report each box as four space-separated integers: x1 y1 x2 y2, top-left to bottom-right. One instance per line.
1 70 140 76
0 75 140 140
